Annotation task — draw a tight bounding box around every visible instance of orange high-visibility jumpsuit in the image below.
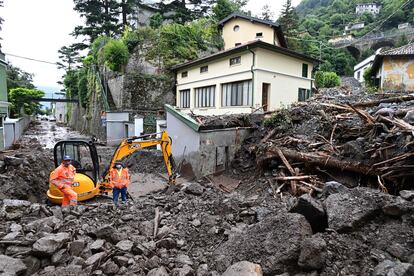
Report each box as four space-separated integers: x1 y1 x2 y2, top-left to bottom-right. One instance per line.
50 164 77 206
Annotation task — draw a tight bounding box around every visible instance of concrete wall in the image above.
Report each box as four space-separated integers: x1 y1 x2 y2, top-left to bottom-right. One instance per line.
166 109 252 178
381 56 414 90
4 116 31 149
55 102 67 123
222 18 279 49
175 47 314 115
106 112 134 146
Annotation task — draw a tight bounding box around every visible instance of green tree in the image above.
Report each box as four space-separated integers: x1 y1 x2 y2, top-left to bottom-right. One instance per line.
314 71 341 88
150 13 163 29
6 65 35 92
63 70 79 99
157 0 215 24
261 4 274 21
8 88 45 116
396 34 409 47
77 68 89 108
212 0 247 22
72 0 122 44
278 0 299 37
57 45 81 70
102 39 129 72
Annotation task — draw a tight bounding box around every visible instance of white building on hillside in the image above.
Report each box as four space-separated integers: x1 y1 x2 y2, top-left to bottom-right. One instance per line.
356 3 382 15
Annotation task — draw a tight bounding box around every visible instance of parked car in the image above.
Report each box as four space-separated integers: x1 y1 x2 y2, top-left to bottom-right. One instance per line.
48 115 56 122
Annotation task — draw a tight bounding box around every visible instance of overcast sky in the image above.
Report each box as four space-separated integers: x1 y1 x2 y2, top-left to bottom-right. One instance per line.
1 0 301 89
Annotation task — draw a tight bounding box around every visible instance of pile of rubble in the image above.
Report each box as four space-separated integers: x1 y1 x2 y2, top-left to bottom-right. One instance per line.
190 113 263 130
0 180 413 275
233 93 414 196
0 139 53 202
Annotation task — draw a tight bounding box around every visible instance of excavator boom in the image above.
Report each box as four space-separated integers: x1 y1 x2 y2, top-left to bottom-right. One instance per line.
99 131 176 192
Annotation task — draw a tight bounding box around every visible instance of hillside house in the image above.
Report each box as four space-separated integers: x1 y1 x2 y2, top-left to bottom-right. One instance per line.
356 3 382 15
0 52 10 150
171 13 319 115
371 43 414 91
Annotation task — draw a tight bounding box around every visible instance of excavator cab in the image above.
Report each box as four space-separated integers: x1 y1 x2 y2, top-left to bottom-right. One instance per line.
47 139 101 204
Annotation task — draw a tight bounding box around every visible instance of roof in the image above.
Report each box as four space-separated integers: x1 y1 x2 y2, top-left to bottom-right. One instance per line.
218 13 287 48
218 12 280 29
371 43 414 73
171 40 320 71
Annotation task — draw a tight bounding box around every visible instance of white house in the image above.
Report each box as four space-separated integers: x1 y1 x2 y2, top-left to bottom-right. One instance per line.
354 49 382 83
356 3 382 15
171 13 319 116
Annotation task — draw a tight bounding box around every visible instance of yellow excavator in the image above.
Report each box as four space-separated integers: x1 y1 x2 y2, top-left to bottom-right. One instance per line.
47 131 176 205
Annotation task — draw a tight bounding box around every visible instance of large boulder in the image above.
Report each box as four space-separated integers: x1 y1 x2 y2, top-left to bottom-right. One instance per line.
325 187 392 232
214 212 312 274
373 260 414 276
0 254 27 275
298 236 327 270
289 194 327 233
32 232 71 256
222 261 263 276
183 182 204 196
1 199 31 220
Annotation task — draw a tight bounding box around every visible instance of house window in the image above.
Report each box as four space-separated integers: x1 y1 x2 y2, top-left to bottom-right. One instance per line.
302 63 309 78
195 85 215 108
235 43 241 47
256 32 263 38
233 25 240 32
357 71 361 80
181 71 188 78
180 89 190 108
230 56 241 66
298 88 311 102
200 66 208 73
222 80 253 107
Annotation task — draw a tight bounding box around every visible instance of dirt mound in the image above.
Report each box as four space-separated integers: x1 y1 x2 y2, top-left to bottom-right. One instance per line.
0 139 53 203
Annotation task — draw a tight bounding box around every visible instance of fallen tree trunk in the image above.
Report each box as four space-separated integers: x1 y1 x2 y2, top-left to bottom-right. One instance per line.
352 94 414 108
259 147 381 177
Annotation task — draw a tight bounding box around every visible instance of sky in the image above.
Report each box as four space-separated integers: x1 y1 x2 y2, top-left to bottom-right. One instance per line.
1 0 301 90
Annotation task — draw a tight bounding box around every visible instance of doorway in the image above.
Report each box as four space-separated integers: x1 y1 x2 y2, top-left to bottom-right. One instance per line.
262 83 270 112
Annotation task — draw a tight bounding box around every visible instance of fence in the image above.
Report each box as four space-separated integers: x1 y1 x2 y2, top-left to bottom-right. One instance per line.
4 116 32 149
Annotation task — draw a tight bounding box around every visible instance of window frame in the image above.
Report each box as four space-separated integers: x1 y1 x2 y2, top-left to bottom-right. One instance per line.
181 71 188 78
200 66 208 74
179 89 191 108
229 56 241 66
195 85 216 108
298 88 311 102
256 32 263 38
221 80 253 107
302 63 309 78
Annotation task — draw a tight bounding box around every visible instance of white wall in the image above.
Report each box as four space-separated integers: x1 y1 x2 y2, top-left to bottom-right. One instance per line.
4 116 31 149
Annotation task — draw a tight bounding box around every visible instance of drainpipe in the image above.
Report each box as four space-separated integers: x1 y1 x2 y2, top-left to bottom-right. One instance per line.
247 46 256 108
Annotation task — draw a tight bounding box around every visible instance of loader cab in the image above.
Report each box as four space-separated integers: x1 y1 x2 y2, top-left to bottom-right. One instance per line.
53 139 100 185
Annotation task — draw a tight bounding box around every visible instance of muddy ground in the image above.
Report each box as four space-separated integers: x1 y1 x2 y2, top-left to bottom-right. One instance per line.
0 103 413 276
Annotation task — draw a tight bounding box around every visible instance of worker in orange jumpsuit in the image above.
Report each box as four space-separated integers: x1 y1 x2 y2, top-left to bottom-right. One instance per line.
49 155 77 206
109 160 130 206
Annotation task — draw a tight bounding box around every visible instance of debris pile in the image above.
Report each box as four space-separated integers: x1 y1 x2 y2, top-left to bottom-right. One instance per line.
0 139 53 202
191 113 263 130
0 182 413 275
233 93 414 196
